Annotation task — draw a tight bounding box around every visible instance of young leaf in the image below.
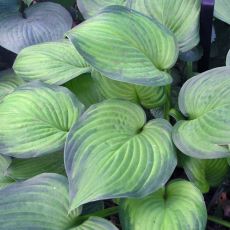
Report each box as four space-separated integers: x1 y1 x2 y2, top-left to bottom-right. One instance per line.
13 40 91 85
65 99 177 211
173 67 230 159
179 154 229 193
92 71 166 109
120 180 207 230
214 0 230 25
63 73 104 108
77 0 127 19
0 81 84 158
7 151 65 180
0 2 72 53
130 0 201 52
0 173 81 229
0 69 25 101
70 216 118 230
67 6 178 87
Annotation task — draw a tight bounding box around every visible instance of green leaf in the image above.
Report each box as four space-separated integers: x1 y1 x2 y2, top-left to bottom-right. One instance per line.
0 154 14 189
214 0 230 25
65 99 177 211
67 6 178 86
23 0 33 6
179 154 229 193
173 67 230 159
92 71 166 109
130 0 200 52
13 40 91 85
7 151 65 180
0 2 72 53
63 73 104 108
120 180 207 230
0 81 84 158
77 0 127 19
0 173 81 229
70 216 118 230
0 69 25 101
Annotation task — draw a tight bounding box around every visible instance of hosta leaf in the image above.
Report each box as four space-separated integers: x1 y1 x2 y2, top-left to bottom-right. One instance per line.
173 67 230 159
7 151 65 180
0 2 72 53
120 180 207 230
179 154 229 193
0 81 84 158
0 154 14 189
0 69 24 101
67 6 178 86
77 0 127 19
63 73 104 108
70 217 118 230
0 173 81 229
13 40 91 85
130 0 201 52
65 99 177 210
214 0 230 25
92 71 166 109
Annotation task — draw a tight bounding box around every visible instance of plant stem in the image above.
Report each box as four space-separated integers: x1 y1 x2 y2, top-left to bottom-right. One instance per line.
163 85 171 121
208 216 230 228
168 108 185 122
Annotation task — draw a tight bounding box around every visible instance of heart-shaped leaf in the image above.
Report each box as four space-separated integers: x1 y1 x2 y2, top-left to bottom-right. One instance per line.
13 40 91 85
173 67 230 159
67 6 178 86
0 2 72 53
65 99 177 211
70 217 118 230
120 180 207 230
214 0 230 25
63 73 104 108
130 0 201 52
0 81 84 158
179 154 229 193
77 0 127 19
92 71 166 109
7 151 65 180
0 173 82 229
0 69 25 101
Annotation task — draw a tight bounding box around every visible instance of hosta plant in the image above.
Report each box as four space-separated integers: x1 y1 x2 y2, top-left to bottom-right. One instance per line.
0 0 230 229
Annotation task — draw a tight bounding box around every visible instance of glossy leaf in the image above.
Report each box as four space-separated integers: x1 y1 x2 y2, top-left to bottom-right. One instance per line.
65 99 177 210
92 71 166 109
0 81 84 158
120 180 207 230
70 217 118 230
7 151 65 180
130 0 201 52
14 40 91 85
63 73 104 108
67 6 178 86
0 69 24 101
173 67 230 159
77 0 127 19
0 2 72 53
214 0 230 25
0 173 81 229
179 154 229 193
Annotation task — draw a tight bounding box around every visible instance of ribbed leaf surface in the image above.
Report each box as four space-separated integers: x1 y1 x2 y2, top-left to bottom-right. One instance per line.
0 154 13 189
13 40 91 85
0 81 84 158
67 6 178 86
0 69 24 101
0 2 72 53
214 0 230 24
120 180 207 230
92 71 166 109
173 67 230 158
65 99 177 210
0 173 80 229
